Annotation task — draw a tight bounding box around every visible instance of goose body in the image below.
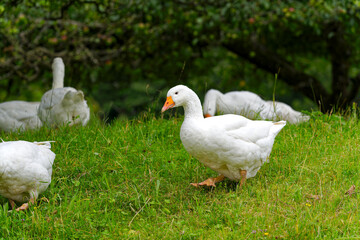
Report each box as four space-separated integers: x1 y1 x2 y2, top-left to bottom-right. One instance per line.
0 101 42 132
38 57 90 127
264 101 310 124
0 140 55 211
162 85 286 187
203 89 309 124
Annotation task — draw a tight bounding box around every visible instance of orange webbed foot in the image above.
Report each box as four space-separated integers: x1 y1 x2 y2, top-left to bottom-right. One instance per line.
15 203 29 212
191 175 225 187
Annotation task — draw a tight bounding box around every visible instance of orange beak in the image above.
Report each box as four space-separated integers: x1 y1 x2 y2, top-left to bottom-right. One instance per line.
204 114 212 118
161 96 175 113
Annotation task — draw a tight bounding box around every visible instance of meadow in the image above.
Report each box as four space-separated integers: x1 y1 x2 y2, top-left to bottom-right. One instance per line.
0 110 359 239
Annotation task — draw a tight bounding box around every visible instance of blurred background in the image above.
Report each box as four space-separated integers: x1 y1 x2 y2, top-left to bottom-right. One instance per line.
1 0 359 122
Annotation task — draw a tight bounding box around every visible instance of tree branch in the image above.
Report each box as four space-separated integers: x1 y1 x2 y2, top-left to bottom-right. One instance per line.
223 35 331 111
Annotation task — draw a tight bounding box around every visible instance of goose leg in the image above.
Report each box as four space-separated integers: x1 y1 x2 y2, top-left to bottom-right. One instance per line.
239 170 247 188
191 175 225 187
9 199 16 209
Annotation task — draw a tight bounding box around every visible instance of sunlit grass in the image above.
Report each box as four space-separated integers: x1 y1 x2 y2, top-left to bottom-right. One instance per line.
0 111 359 239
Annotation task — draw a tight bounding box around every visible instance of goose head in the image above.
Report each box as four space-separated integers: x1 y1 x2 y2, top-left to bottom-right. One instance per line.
203 89 222 118
161 85 191 112
161 85 203 119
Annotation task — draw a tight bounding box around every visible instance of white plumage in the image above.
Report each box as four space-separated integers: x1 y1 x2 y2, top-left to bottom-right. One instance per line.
264 100 310 124
38 57 90 127
51 57 65 89
0 140 55 211
203 89 309 124
0 101 42 132
162 85 286 187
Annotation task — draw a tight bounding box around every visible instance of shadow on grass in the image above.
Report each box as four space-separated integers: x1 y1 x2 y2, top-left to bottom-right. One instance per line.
190 179 244 193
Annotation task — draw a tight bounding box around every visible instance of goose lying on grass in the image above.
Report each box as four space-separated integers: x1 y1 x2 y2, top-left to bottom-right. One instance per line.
0 140 55 211
162 85 286 188
203 89 309 124
0 101 42 132
38 57 90 127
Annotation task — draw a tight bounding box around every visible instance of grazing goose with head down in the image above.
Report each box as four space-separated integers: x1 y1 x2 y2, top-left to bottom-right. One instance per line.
0 140 55 211
203 89 309 124
162 85 286 188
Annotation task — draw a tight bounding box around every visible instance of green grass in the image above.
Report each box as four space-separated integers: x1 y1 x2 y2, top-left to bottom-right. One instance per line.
1 111 360 239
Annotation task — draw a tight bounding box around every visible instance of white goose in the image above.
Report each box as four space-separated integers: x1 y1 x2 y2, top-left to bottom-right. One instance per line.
203 89 309 124
38 57 90 127
162 85 286 187
0 140 55 211
0 101 42 132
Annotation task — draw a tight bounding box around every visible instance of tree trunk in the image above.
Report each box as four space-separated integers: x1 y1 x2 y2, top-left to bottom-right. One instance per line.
325 21 359 108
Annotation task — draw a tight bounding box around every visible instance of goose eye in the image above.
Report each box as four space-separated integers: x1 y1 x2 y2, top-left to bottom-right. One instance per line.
175 92 178 95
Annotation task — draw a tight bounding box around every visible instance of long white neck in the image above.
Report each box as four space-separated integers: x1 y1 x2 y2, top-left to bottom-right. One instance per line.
52 58 65 89
183 91 204 120
203 89 222 115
